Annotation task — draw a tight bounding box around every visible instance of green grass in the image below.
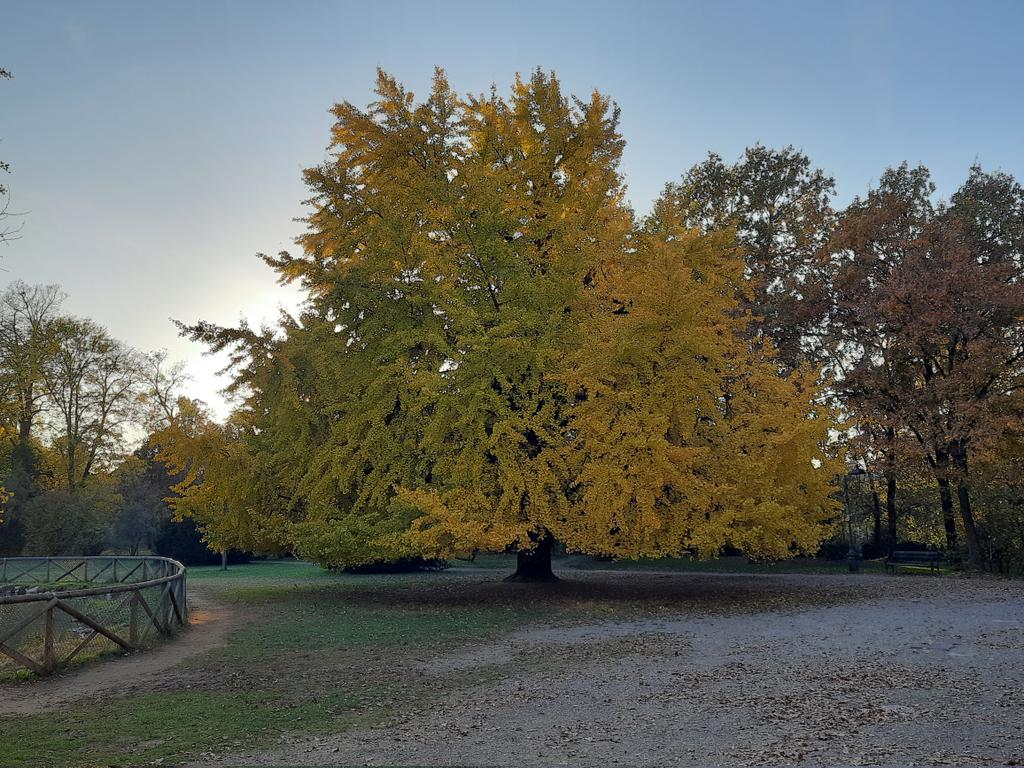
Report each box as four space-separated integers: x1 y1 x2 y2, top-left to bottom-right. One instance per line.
2 578 96 591
209 587 545 661
191 552 954 579
0 691 361 767
187 559 336 583
191 561 547 657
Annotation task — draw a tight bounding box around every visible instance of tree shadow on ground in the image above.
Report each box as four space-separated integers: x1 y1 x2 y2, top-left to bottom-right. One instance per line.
325 571 880 614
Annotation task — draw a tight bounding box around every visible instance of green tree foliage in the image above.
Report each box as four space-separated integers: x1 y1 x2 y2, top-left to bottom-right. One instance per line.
109 445 175 555
152 515 252 566
156 398 285 558
21 481 120 556
0 283 65 550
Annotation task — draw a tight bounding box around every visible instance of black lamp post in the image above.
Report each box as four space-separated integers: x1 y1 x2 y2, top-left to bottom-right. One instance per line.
843 467 866 573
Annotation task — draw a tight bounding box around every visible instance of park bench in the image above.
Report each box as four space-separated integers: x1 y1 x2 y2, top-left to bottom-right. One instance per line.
885 550 943 574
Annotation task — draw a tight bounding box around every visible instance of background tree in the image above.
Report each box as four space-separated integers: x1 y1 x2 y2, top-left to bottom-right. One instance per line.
0 66 21 245
109 446 173 555
878 218 1024 569
821 164 1024 569
666 145 836 367
0 281 188 556
43 317 140 488
152 515 253 566
0 283 64 552
948 164 1024 273
822 163 937 553
138 349 188 431
0 283 65 446
21 480 120 556
968 422 1024 573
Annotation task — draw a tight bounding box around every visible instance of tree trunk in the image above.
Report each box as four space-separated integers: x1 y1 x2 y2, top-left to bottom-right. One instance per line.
66 441 76 490
18 384 34 444
885 471 898 554
936 475 959 552
870 489 882 551
955 482 984 570
18 414 32 444
950 446 984 570
932 448 960 553
221 550 228 572
505 532 557 582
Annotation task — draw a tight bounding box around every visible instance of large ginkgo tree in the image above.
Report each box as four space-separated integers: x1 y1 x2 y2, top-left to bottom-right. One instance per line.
174 68 840 580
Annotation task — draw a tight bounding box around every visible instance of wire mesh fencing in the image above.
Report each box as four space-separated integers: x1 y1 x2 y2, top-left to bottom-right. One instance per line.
0 556 187 676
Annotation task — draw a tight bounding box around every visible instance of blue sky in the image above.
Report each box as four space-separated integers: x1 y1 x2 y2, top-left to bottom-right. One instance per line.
3 0 1023 416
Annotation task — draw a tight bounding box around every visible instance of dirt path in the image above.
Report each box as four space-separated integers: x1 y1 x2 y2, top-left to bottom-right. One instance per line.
208 572 1024 768
0 583 237 716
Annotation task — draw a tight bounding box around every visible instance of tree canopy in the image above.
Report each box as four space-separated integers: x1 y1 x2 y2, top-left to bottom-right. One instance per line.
174 69 840 578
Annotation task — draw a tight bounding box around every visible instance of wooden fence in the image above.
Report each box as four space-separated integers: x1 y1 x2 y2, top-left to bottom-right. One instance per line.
0 556 187 676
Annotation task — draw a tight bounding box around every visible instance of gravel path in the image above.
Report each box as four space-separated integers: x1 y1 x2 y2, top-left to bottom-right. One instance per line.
211 572 1024 768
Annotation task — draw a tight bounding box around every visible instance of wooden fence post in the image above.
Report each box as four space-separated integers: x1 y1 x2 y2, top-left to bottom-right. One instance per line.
129 592 139 646
42 605 56 674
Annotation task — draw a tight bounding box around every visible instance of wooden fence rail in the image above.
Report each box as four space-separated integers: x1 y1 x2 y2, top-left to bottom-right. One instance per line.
0 556 187 675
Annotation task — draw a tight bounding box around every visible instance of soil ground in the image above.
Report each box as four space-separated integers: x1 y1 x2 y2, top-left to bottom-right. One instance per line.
2 562 1022 768
205 570 1024 768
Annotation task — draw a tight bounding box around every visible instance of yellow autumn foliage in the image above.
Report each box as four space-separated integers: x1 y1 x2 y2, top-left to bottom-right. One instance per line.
553 201 840 559
171 69 840 569
155 398 287 557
